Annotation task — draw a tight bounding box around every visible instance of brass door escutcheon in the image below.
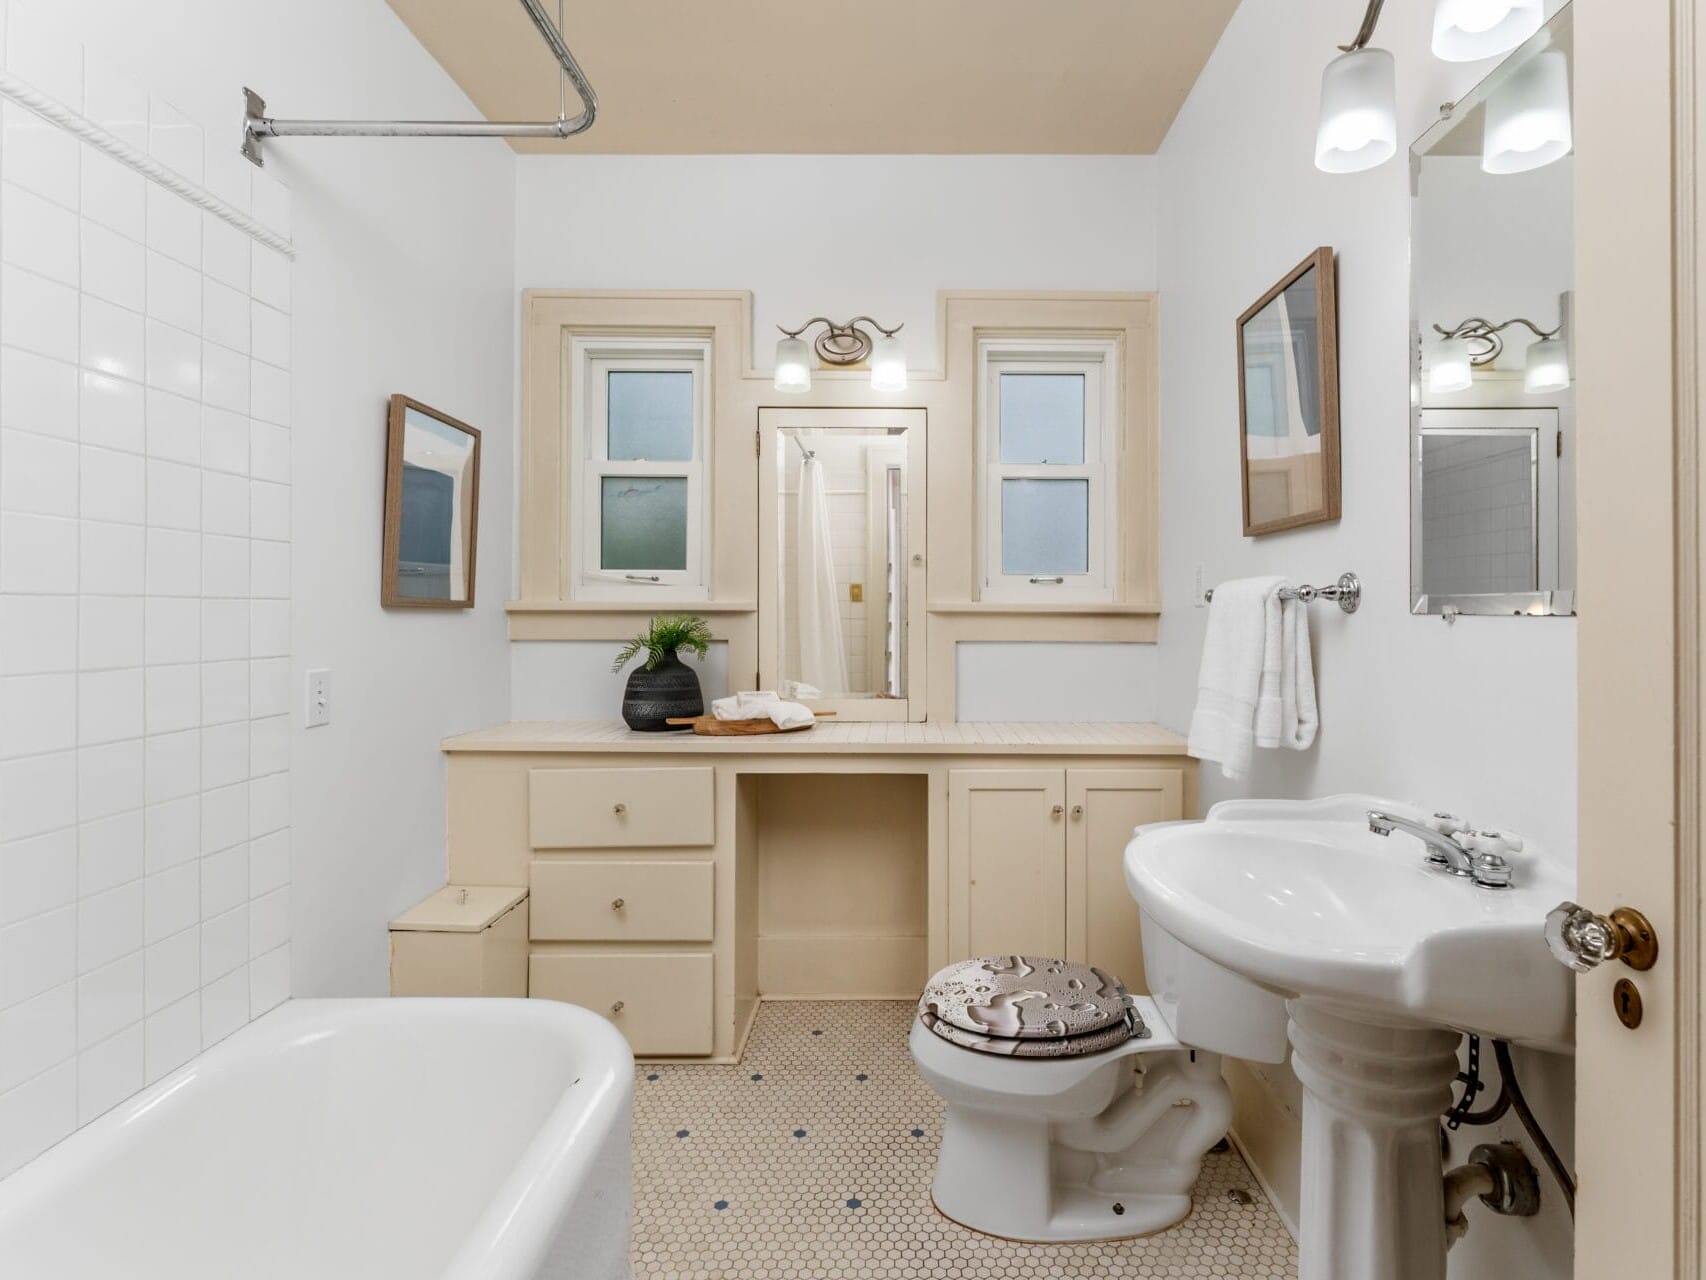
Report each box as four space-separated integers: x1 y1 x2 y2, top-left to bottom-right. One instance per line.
1608 907 1659 971
1613 978 1643 1030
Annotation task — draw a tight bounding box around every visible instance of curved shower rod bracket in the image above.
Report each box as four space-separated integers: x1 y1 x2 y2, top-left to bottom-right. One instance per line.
241 0 597 167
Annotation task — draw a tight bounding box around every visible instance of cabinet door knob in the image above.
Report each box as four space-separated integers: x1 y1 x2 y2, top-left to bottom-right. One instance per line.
611 897 625 910
611 1000 625 1014
1051 804 1064 818
1071 804 1084 820
613 802 627 816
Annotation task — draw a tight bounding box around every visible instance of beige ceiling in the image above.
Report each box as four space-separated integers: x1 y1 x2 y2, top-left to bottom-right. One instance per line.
384 0 1241 154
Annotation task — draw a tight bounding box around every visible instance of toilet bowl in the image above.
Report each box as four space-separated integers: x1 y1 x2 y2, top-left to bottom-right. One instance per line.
908 955 1233 1243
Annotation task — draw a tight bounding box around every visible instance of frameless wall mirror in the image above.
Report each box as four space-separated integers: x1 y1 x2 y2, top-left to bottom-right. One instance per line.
757 408 927 722
1409 1 1575 617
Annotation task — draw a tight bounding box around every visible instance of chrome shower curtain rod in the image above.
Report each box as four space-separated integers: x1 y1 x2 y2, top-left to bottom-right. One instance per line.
241 0 597 166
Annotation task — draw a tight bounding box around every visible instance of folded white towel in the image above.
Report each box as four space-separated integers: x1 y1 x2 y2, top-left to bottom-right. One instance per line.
710 690 816 731
1187 576 1317 779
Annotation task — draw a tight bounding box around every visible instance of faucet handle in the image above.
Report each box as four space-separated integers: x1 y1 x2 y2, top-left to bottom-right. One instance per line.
1457 829 1522 857
1425 812 1470 836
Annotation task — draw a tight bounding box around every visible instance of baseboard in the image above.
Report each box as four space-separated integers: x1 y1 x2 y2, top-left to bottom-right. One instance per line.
1227 1126 1299 1243
1223 1057 1302 1243
757 934 926 998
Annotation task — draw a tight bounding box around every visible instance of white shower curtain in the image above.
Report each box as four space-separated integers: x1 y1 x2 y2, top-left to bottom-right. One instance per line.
795 452 849 694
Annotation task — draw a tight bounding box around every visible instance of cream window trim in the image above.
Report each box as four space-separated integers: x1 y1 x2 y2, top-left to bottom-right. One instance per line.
977 338 1120 604
570 336 713 602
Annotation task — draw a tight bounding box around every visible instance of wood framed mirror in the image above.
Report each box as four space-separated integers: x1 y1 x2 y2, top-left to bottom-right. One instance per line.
381 394 482 609
1236 246 1341 536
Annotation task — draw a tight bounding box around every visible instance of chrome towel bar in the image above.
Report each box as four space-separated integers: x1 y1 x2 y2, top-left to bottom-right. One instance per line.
1203 572 1361 613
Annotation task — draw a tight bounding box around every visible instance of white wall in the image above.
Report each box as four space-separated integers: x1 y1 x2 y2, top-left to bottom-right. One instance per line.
1155 1 1573 1275
0 0 517 1173
511 154 1160 718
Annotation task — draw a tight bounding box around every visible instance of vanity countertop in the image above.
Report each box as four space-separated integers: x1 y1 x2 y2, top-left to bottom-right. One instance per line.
442 719 1191 756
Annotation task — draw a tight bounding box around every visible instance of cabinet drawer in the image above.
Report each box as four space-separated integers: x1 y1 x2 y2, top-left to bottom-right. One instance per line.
530 951 713 1056
530 859 713 942
529 767 714 849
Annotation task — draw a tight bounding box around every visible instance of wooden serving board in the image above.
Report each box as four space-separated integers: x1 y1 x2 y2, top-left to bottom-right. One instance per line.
665 711 835 736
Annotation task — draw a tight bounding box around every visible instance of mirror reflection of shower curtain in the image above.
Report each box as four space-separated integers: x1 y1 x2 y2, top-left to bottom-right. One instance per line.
796 453 849 693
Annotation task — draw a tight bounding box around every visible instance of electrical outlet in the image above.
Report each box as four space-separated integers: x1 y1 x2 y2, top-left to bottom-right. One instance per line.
305 668 331 728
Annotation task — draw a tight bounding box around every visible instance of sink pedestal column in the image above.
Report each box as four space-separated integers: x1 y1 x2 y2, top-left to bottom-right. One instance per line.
1287 999 1462 1280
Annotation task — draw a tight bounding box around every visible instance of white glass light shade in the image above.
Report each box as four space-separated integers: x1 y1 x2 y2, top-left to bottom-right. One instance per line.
1315 48 1398 174
773 336 812 393
1482 49 1572 174
1428 337 1475 394
869 334 907 392
1524 334 1570 393
1431 0 1543 63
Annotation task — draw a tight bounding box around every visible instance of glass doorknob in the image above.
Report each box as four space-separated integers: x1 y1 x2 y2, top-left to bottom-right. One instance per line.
1544 901 1659 972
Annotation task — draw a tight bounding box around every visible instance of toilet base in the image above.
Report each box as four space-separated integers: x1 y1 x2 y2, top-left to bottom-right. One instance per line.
931 1187 1191 1244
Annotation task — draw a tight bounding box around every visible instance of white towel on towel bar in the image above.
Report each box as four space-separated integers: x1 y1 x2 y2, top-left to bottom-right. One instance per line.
1187 577 1317 779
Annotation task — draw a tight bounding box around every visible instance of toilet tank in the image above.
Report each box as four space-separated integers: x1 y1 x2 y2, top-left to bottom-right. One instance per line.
1140 909 1290 1063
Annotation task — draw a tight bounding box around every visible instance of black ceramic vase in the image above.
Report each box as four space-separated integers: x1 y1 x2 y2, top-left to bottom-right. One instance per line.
621 650 703 731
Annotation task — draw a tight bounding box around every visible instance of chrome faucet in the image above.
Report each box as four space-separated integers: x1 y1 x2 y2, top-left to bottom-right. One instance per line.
1367 810 1517 889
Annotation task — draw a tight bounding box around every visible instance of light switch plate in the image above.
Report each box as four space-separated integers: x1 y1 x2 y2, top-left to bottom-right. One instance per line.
304 668 330 728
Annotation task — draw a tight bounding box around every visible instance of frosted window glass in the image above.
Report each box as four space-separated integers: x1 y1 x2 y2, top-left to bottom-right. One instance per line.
601 476 688 571
607 371 694 461
1002 479 1088 575
999 373 1085 464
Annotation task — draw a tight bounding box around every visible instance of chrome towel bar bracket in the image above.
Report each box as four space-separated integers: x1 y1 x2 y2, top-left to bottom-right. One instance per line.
1203 571 1361 614
241 0 597 166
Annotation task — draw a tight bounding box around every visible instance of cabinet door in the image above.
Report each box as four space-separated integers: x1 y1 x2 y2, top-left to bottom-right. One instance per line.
1065 768 1183 994
948 769 1067 959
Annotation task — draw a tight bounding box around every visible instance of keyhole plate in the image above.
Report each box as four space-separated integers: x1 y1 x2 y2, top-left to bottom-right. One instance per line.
1614 977 1644 1029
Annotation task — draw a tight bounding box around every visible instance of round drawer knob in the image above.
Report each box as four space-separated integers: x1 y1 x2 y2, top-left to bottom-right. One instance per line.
613 803 627 816
610 1000 625 1014
1051 804 1064 818
1071 804 1084 820
611 898 625 911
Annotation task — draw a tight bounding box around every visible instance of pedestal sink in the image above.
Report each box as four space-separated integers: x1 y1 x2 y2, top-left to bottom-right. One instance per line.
1124 795 1572 1280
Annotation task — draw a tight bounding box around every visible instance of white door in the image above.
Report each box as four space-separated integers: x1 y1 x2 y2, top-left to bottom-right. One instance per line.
1572 3 1694 1274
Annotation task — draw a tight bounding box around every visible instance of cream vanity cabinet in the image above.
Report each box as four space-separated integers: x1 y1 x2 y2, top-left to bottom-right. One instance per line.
948 767 1182 992
441 721 1196 1061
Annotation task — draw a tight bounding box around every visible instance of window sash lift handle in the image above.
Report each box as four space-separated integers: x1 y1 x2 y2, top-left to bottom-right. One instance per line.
624 574 663 583
1028 576 1066 585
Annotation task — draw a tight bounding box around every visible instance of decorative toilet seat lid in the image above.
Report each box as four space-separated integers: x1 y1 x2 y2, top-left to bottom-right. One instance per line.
917 955 1144 1057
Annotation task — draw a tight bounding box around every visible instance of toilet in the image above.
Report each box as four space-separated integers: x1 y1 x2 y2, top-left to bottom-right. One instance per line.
908 954 1235 1243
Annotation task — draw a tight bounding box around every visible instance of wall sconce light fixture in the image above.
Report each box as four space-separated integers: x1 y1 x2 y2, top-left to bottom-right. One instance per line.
773 317 907 393
1428 311 1569 395
1481 46 1572 175
1431 0 1542 63
1315 0 1397 174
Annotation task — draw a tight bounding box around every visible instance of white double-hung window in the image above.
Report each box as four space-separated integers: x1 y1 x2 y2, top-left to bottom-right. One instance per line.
571 336 712 600
978 338 1120 602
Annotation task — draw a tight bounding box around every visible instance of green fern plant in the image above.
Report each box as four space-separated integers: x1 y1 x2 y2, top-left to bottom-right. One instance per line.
611 614 713 673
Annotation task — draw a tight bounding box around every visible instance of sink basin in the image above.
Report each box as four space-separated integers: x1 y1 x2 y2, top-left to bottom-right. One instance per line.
1124 795 1575 1280
1125 793 1573 1050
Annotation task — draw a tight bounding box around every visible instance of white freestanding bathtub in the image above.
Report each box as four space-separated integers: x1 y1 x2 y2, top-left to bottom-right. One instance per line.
0 998 633 1280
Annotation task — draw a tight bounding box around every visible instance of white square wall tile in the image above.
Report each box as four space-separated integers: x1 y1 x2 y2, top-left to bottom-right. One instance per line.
202 146 250 216
200 407 248 477
200 783 247 856
249 601 288 658
143 665 199 737
80 296 145 384
0 673 76 759
1 430 78 517
145 458 199 530
80 596 143 671
145 389 199 464
3 183 79 287
201 216 248 292
200 846 247 919
76 950 142 1049
1 265 79 363
142 864 197 945
77 1021 143 1124
145 252 200 335
0 595 78 675
144 185 199 270
4 105 80 216
0 827 77 926
4 348 79 440
251 246 289 312
200 600 247 662
201 722 248 791
143 319 198 399
144 528 199 597
142 731 197 808
249 658 289 720
251 303 288 369
248 829 288 896
201 471 247 537
2 513 79 595
143 993 197 1083
201 535 247 598
143 926 197 1014
248 886 288 957
0 1059 75 1179
80 150 144 243
79 810 143 898
0 904 75 1007
251 541 288 599
77 667 144 746
200 905 246 982
0 751 78 841
142 598 197 667
80 445 146 525
82 53 148 152
202 280 246 354
79 220 146 313
80 520 145 596
77 879 143 974
200 663 247 728
250 361 288 427
250 423 288 484
249 481 288 540
249 717 287 780
248 774 287 842
0 982 76 1092
201 343 247 415
201 965 248 1048
147 98 203 185
76 739 144 823
143 796 198 875
79 370 143 453
249 943 288 1015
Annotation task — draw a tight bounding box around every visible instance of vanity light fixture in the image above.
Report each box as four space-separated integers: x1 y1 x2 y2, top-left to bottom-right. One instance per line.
1314 0 1398 174
1431 0 1543 63
1482 47 1572 174
772 317 907 393
1428 314 1568 394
